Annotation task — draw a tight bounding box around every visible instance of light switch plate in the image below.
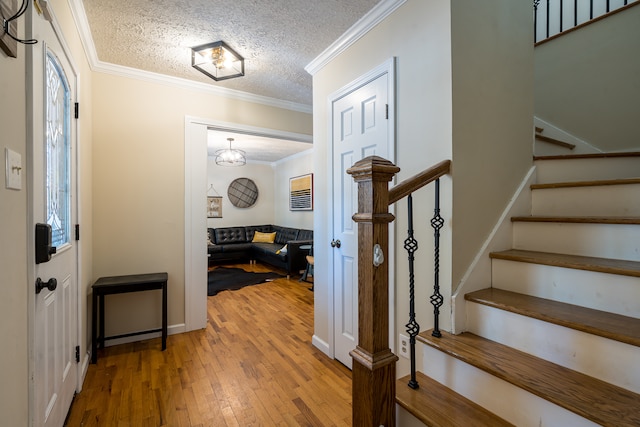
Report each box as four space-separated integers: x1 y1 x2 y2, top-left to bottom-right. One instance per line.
5 148 22 190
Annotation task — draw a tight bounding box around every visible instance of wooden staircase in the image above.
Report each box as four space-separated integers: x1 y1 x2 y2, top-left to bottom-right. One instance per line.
398 152 640 426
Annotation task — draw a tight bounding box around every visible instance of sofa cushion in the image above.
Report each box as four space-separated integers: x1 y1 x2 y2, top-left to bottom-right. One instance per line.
221 243 253 253
245 225 274 241
214 227 248 244
297 229 313 241
251 242 287 261
274 226 299 244
252 231 276 243
208 245 223 254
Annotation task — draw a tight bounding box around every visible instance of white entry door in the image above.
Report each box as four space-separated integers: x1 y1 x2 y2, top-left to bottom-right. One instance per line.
28 13 79 427
332 72 390 368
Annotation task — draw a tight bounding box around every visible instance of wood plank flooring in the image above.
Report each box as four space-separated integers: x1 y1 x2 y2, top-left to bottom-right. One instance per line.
65 264 351 426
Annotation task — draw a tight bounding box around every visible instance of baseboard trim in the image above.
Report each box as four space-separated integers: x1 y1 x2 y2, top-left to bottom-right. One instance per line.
103 323 186 348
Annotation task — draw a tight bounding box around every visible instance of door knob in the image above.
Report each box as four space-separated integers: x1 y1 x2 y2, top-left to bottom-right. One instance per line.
36 277 57 294
331 239 341 248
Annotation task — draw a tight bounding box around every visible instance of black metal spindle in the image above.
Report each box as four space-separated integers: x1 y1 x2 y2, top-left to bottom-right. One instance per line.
590 0 594 19
430 179 444 338
533 3 537 41
606 0 610 12
574 0 578 26
560 0 564 32
546 0 550 38
404 194 420 389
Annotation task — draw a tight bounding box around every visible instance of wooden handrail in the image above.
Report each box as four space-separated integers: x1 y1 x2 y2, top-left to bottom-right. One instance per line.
388 160 451 204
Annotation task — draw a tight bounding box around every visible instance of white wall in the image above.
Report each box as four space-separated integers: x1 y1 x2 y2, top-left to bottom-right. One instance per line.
535 3 640 152
274 150 314 230
207 160 276 228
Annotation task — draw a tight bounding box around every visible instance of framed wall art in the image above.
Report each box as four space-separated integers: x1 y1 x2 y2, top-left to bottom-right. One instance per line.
207 196 223 218
290 173 313 211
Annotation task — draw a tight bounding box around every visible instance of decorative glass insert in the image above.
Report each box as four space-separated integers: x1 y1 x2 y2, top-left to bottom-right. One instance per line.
45 51 71 247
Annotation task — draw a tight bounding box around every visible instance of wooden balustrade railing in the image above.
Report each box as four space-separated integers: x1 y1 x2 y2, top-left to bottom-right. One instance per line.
347 156 451 426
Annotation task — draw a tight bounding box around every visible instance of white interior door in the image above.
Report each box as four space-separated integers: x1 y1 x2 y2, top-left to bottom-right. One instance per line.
28 14 79 427
332 73 389 368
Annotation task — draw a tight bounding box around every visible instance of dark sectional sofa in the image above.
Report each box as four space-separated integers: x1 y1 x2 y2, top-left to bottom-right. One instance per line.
207 225 313 275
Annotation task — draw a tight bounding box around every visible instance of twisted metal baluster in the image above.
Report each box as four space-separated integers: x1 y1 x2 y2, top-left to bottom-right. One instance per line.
404 194 420 389
430 179 444 338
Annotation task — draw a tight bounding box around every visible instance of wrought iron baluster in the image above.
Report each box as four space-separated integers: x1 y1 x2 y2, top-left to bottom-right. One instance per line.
546 0 550 38
574 0 578 26
404 194 420 389
590 0 594 19
560 0 564 32
534 0 541 42
430 179 444 338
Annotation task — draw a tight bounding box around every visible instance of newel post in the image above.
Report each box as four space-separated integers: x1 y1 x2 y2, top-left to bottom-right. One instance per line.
347 156 400 427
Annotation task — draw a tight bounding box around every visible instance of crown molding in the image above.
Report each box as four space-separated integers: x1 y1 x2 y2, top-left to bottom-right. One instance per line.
65 0 312 114
305 0 406 76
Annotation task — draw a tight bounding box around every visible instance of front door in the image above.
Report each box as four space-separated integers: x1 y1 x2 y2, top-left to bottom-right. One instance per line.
332 72 390 368
28 12 79 427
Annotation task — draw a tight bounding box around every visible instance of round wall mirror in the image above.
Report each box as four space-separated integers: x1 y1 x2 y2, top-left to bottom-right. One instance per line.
227 178 259 208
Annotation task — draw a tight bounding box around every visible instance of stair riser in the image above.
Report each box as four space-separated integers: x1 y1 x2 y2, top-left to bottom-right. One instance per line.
419 345 600 427
466 302 640 393
492 259 640 318
513 222 640 261
531 183 640 216
535 158 640 184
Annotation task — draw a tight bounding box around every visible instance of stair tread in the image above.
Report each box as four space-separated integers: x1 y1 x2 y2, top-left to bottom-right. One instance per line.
396 372 514 427
465 288 640 347
511 215 640 224
535 134 576 150
531 177 640 190
418 330 640 426
490 249 640 277
534 151 640 161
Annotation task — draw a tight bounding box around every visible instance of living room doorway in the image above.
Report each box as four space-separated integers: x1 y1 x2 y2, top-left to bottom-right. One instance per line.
184 117 313 332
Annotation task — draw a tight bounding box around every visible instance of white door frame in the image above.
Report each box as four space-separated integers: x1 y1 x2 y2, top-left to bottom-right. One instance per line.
183 116 312 332
26 6 84 425
326 58 396 361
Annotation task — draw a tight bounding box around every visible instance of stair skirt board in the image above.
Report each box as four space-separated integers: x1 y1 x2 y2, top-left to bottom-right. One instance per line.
491 259 640 318
535 157 640 184
512 222 640 262
419 345 601 427
466 301 640 393
531 183 640 216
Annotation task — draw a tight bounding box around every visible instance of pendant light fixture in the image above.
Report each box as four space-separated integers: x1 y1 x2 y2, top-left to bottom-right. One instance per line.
215 138 246 166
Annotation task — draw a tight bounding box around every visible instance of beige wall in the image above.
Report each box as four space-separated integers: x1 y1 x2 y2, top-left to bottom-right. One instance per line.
91 72 312 336
450 0 533 289
311 0 533 373
207 160 276 228
535 3 640 152
0 34 29 427
274 150 314 230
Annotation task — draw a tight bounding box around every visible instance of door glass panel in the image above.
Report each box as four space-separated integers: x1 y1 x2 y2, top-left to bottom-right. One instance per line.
45 51 71 247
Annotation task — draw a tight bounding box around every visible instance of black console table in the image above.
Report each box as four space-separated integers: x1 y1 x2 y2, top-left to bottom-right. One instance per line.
91 272 168 364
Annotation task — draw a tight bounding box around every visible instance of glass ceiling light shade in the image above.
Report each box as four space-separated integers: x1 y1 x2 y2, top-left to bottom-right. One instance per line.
215 138 246 166
191 40 244 81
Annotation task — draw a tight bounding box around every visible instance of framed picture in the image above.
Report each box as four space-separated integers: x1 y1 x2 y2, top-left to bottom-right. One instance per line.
290 173 313 211
207 196 223 218
0 0 19 58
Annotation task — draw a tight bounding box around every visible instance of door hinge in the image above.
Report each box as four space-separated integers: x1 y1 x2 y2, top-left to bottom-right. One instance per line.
385 104 389 119
75 224 80 241
74 102 79 119
75 345 80 363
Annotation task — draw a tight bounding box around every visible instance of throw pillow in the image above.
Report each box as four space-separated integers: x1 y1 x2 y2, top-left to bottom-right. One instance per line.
276 244 288 255
252 231 276 243
207 231 213 245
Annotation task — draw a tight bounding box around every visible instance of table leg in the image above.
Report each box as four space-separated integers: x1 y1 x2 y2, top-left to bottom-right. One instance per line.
162 280 167 350
99 294 105 351
91 291 98 364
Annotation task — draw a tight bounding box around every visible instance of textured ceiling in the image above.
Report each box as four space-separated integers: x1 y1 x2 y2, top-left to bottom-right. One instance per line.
81 0 381 106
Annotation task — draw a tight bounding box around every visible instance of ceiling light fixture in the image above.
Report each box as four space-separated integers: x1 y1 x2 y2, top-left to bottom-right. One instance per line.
215 138 246 166
191 40 244 81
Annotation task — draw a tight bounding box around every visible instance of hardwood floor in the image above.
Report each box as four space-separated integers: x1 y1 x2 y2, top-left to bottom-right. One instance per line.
66 264 351 426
